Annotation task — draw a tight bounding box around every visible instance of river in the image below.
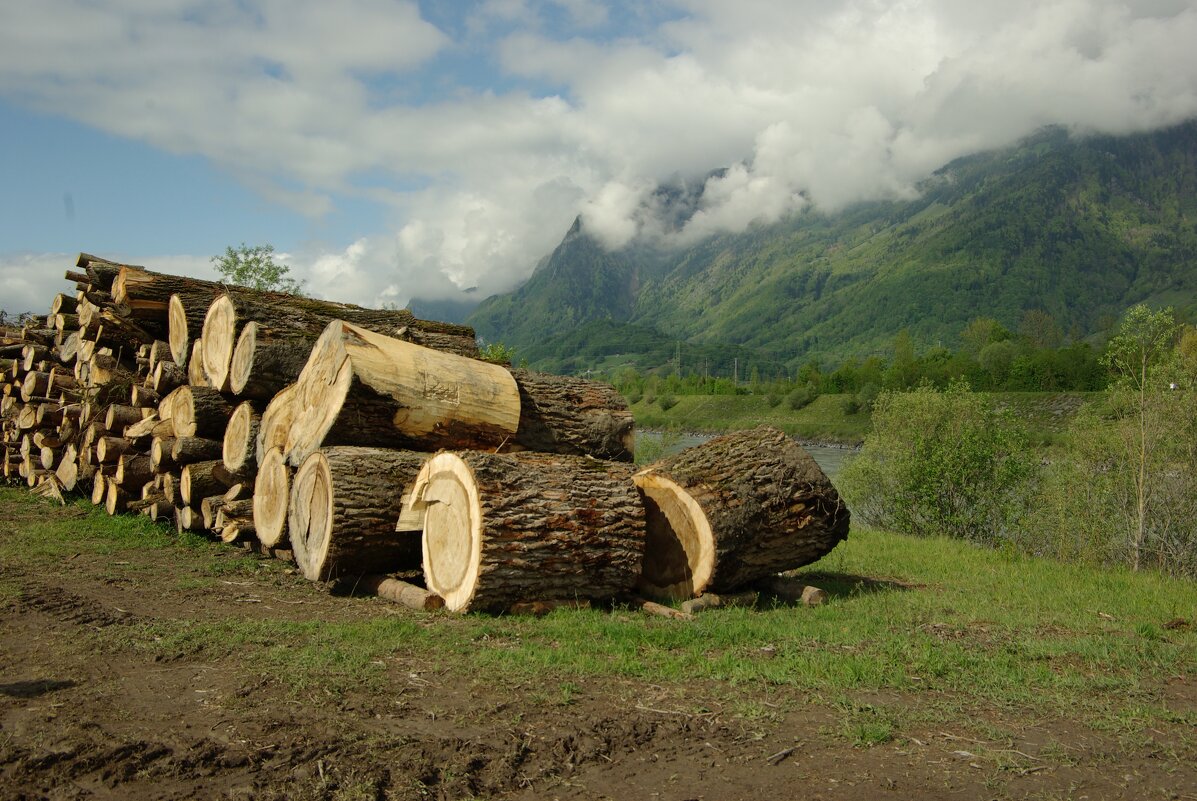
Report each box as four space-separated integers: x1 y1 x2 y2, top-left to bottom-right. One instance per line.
636 431 855 479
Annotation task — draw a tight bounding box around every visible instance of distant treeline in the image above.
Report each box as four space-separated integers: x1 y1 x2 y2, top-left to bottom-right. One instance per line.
609 311 1132 410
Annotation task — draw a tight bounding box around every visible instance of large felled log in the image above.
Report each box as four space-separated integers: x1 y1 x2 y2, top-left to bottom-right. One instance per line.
631 426 849 599
200 291 477 393
288 447 427 581
284 322 521 466
406 451 645 613
509 369 634 461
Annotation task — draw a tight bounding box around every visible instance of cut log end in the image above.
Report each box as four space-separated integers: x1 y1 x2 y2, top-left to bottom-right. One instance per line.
201 294 236 390
413 453 482 611
167 294 191 366
632 472 715 600
253 446 290 548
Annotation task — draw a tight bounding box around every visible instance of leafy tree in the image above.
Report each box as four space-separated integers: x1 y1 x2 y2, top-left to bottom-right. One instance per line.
212 243 305 295
1100 304 1181 571
839 380 1034 545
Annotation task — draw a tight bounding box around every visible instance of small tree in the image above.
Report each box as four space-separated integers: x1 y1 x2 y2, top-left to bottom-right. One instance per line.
1101 305 1180 571
212 243 305 295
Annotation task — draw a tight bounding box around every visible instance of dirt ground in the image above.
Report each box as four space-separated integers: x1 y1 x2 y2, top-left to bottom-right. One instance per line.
2 500 1196 800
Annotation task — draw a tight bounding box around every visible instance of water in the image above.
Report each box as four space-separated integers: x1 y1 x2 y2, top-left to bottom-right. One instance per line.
636 431 854 480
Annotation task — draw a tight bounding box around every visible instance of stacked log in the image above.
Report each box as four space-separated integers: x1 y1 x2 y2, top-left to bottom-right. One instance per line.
4 253 850 617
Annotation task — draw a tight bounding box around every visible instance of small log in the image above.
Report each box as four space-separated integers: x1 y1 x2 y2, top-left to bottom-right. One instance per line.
150 436 177 473
95 435 136 464
152 359 187 393
755 575 829 607
355 575 444 612
632 597 694 621
171 436 222 465
180 459 227 506
105 403 150 431
105 481 130 515
679 591 759 615
187 339 209 387
255 383 299 464
227 321 311 400
115 453 153 488
252 447 291 548
171 386 234 439
221 401 260 475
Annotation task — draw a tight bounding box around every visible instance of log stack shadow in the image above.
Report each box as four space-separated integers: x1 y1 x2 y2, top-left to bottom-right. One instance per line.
2 253 851 615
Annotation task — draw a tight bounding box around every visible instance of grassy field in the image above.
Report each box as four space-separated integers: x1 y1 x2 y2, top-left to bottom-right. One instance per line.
3 485 1192 742
629 391 1098 445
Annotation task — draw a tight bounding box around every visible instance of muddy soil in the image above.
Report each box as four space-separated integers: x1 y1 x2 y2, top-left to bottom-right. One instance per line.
2 499 1195 800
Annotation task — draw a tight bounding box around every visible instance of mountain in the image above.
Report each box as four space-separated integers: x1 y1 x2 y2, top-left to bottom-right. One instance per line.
468 121 1197 373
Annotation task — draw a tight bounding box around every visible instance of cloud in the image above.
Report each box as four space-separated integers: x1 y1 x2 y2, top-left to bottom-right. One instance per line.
3 0 1197 310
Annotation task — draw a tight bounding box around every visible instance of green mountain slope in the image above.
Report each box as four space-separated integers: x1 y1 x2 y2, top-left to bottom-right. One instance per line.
469 122 1197 370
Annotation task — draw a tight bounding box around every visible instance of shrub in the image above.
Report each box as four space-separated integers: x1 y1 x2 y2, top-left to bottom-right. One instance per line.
657 393 678 411
787 384 819 410
839 380 1034 545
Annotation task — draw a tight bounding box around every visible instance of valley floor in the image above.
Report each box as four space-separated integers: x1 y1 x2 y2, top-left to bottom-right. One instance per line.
2 487 1194 800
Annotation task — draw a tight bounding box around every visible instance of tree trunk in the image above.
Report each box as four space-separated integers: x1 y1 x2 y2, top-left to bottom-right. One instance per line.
288 447 428 581
255 383 300 465
631 426 849 599
407 450 645 613
509 369 634 462
227 322 313 400
171 435 223 465
285 322 521 466
180 459 227 506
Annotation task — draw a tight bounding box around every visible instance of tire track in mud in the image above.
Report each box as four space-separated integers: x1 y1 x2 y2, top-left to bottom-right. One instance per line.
16 580 141 629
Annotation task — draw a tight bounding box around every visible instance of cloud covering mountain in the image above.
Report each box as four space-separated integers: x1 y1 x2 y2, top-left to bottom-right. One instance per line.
2 0 1196 312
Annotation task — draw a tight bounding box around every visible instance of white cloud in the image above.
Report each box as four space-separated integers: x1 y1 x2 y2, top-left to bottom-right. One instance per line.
3 0 1197 311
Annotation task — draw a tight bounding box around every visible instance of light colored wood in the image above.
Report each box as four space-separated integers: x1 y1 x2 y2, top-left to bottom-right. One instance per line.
252 446 290 548
187 339 208 387
255 383 299 465
221 401 260 475
171 386 234 439
355 575 444 611
286 321 521 466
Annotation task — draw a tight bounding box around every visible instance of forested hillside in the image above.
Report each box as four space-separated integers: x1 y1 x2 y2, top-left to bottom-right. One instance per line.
469 121 1197 373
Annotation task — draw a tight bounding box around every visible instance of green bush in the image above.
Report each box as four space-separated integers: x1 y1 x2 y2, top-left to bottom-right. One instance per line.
839 380 1034 545
657 393 678 411
787 384 819 410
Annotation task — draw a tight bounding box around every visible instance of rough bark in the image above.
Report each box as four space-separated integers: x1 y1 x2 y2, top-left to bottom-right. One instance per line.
288 447 427 581
509 369 634 461
632 426 850 599
408 450 645 613
171 436 223 465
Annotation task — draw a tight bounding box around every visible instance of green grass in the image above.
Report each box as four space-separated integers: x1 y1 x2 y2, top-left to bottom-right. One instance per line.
4 485 1195 738
631 393 871 443
630 390 1096 445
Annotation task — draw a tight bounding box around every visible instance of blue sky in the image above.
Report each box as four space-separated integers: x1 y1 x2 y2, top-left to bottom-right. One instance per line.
3 0 1197 315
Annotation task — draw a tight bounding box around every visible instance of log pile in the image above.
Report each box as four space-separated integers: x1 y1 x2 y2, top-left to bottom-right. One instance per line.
3 253 850 615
